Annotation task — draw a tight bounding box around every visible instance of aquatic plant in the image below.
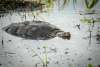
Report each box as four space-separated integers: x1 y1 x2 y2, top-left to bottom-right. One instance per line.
0 0 99 13
43 46 48 67
73 0 77 9
0 0 99 19
80 18 96 45
81 18 92 45
80 18 94 24
58 0 99 10
88 28 92 45
32 49 45 65
32 45 48 67
46 0 54 8
61 0 70 9
85 0 99 10
87 64 93 67
58 0 77 10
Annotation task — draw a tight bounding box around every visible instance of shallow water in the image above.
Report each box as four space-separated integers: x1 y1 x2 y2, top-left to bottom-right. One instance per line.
0 1 100 67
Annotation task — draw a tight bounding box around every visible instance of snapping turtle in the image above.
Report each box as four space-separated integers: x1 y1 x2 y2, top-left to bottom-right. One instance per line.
2 20 71 40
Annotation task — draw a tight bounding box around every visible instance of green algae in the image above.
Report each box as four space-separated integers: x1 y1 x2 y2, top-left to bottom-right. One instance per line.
88 64 93 67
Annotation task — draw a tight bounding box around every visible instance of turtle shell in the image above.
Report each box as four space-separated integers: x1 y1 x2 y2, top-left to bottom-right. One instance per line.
3 20 62 40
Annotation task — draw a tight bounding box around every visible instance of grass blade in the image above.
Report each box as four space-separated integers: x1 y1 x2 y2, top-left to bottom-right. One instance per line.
85 0 99 9
62 0 70 8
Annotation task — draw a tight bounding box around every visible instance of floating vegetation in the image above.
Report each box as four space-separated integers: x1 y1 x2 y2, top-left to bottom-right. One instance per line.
81 17 100 24
80 18 95 24
79 10 98 15
87 64 93 67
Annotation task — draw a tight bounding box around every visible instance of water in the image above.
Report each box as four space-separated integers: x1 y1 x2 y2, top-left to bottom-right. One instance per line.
0 1 100 67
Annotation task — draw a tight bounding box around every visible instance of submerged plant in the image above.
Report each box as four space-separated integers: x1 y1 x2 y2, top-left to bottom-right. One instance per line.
0 0 99 17
88 28 92 45
43 46 48 67
32 49 45 65
46 0 54 8
73 0 77 9
80 18 100 27
32 45 48 67
60 0 77 10
80 17 96 45
62 0 70 9
85 0 99 10
80 18 94 24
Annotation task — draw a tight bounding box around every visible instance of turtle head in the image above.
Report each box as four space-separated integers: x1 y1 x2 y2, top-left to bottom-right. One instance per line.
57 32 71 40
